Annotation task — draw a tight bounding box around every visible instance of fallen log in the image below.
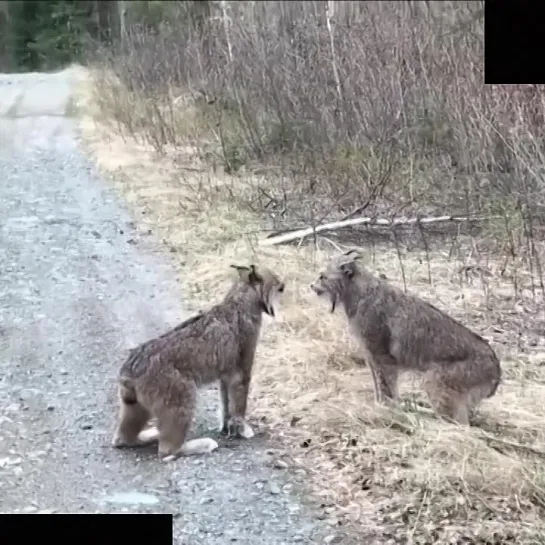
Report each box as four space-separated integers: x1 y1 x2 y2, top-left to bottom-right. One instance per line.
260 215 492 247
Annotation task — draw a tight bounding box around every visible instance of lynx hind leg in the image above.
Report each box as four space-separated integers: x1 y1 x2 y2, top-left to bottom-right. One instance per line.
154 379 218 462
158 408 219 462
422 369 470 425
112 384 153 448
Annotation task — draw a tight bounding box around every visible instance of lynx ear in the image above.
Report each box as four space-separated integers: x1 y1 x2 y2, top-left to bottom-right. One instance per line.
248 264 263 284
230 264 262 285
343 249 362 261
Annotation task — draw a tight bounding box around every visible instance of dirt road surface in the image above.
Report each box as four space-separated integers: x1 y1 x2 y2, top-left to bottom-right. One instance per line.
0 69 347 544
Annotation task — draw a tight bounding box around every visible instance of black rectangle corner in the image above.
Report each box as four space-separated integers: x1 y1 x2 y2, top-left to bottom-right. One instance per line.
0 513 173 545
485 1 545 84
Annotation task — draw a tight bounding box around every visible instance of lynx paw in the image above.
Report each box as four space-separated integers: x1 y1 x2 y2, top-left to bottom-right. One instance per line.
161 454 178 463
240 422 255 439
192 437 220 453
138 427 160 444
227 417 255 439
111 434 127 448
111 427 159 449
160 437 219 461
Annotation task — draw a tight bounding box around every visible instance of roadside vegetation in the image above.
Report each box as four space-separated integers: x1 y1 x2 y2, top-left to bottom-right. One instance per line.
73 1 545 542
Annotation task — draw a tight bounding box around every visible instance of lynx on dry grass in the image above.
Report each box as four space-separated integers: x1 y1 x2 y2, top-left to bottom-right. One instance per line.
310 250 502 425
112 264 285 461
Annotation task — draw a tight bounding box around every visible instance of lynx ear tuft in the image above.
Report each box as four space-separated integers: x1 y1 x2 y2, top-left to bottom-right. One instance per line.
231 264 262 285
248 264 263 285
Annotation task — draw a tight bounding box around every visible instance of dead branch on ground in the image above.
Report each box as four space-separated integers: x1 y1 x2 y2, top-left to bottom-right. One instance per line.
260 215 495 247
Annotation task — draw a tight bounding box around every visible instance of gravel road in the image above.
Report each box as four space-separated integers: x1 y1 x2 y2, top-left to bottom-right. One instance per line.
0 68 345 544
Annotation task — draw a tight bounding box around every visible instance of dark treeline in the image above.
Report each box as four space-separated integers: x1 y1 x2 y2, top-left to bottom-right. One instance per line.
0 0 125 71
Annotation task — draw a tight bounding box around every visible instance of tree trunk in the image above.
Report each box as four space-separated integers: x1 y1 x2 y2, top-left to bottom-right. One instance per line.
0 1 9 70
96 0 121 43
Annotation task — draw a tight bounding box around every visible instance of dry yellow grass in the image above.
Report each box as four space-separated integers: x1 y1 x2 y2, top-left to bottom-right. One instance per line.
75 68 545 543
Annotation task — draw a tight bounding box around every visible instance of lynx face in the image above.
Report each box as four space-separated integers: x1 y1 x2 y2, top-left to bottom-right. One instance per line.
310 250 361 312
255 268 285 318
232 264 285 318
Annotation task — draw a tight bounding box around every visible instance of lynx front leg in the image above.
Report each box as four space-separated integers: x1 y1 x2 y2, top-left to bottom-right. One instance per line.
359 348 385 403
218 379 230 434
366 360 382 403
366 353 399 405
227 371 255 439
375 355 399 402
